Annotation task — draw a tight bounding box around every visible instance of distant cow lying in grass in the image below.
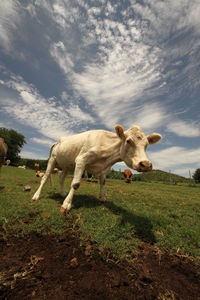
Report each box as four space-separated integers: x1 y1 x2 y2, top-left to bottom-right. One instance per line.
35 168 59 187
18 165 26 169
32 124 161 214
36 171 45 178
35 168 59 177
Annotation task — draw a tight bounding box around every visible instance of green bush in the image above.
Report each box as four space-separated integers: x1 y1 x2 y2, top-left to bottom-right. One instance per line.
193 168 200 183
0 127 26 165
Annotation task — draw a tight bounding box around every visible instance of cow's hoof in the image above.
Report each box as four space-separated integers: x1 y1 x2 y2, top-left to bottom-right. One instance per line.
60 206 69 215
60 207 66 214
32 196 38 202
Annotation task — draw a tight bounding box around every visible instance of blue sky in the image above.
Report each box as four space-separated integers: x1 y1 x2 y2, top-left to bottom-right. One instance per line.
0 0 200 177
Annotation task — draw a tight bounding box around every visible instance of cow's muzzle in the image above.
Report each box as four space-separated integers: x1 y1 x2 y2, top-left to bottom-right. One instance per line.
137 160 152 172
125 178 131 183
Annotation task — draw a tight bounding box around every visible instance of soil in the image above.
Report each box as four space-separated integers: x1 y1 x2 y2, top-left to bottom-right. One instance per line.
0 229 200 300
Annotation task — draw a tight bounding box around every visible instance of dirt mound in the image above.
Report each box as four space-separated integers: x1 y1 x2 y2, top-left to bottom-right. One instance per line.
0 230 199 300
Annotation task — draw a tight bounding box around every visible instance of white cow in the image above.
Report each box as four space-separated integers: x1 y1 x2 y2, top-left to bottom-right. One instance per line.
32 124 161 213
18 165 26 169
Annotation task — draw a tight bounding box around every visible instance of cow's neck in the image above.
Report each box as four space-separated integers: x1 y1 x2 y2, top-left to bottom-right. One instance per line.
101 137 122 167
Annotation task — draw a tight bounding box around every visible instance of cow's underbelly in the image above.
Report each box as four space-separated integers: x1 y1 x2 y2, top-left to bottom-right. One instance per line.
55 156 75 171
86 160 111 176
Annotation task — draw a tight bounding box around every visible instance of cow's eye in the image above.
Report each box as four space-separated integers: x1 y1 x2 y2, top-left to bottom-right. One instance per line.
137 136 142 140
126 138 134 146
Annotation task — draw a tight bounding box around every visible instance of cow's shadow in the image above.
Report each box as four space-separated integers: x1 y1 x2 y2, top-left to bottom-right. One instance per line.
48 192 63 202
75 195 155 244
49 192 155 244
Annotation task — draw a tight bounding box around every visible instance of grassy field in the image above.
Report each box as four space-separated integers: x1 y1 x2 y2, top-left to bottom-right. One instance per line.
0 166 200 259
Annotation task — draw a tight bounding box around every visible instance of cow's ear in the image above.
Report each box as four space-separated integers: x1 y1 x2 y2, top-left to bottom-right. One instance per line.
115 125 125 140
147 133 162 144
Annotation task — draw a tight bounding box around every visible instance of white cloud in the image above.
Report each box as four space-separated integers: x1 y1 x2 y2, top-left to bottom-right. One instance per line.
30 0 198 133
50 41 74 74
20 150 47 160
149 146 200 170
25 4 37 18
72 25 163 128
30 137 56 146
166 120 200 137
68 103 94 123
0 0 21 52
171 167 196 178
132 0 200 39
126 103 167 131
39 1 165 129
0 70 94 140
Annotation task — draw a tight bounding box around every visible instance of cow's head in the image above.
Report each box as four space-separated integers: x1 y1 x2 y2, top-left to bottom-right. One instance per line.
115 124 161 172
124 169 132 183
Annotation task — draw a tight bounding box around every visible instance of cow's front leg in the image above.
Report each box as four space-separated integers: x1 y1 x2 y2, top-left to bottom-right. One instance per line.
60 158 85 214
99 173 106 201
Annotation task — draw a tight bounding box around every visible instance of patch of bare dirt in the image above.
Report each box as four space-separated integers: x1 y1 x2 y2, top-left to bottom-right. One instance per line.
26 179 40 185
0 230 200 300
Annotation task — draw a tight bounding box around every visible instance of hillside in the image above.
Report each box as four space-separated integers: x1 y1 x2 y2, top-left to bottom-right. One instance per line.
133 169 190 183
108 169 191 183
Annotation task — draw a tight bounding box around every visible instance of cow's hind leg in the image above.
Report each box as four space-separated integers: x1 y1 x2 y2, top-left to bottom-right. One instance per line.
60 158 85 214
59 170 67 197
99 173 106 201
32 156 56 201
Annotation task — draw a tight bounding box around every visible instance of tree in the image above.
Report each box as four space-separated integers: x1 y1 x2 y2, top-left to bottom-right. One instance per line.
192 168 200 183
0 128 26 165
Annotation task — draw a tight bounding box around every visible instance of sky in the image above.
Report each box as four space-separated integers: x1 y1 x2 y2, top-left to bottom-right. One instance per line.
0 0 200 178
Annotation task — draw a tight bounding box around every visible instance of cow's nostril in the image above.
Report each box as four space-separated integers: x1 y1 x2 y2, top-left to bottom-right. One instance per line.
139 161 152 169
139 161 146 168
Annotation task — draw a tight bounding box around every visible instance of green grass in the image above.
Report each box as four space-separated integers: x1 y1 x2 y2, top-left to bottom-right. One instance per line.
0 166 69 237
0 166 200 258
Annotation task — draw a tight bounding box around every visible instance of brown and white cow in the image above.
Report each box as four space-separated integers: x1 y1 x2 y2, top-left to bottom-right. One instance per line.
32 124 161 213
34 163 40 172
0 138 8 170
124 169 132 183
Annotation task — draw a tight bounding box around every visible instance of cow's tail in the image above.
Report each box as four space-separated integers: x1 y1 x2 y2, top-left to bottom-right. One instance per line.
49 143 57 159
47 143 58 185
